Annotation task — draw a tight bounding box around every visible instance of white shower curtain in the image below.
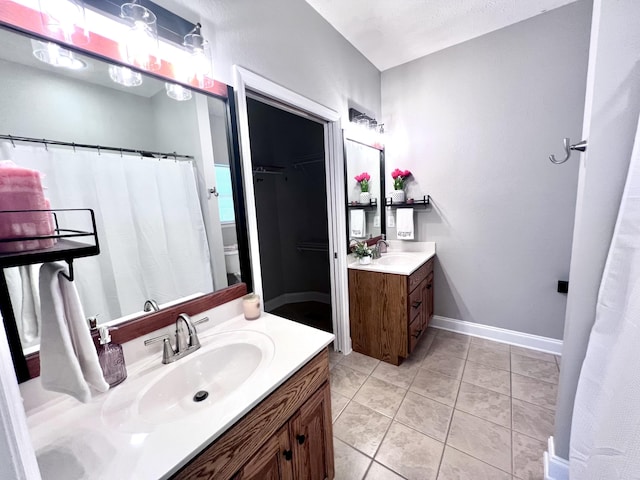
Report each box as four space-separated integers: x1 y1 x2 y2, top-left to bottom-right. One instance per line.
1 142 213 343
570 116 640 478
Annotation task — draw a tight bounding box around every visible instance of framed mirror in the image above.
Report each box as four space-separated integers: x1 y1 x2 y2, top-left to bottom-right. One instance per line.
344 138 385 242
0 26 251 381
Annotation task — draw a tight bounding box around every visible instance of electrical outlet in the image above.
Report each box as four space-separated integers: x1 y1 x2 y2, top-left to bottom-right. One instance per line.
373 215 380 227
387 212 395 228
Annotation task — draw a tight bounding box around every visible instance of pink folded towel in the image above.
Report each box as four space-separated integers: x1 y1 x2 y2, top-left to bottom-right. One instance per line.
0 160 53 252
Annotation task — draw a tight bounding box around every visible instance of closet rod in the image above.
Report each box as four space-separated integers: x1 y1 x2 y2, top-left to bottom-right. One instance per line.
0 134 194 160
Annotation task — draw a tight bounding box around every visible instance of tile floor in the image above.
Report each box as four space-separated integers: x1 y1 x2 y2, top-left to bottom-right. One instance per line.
329 328 560 480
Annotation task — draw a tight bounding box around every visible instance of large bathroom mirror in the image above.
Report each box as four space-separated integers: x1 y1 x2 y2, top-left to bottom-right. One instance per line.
0 27 250 372
344 139 385 241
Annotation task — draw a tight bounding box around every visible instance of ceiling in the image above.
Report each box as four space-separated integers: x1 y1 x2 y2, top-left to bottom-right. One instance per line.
305 0 580 71
0 28 165 98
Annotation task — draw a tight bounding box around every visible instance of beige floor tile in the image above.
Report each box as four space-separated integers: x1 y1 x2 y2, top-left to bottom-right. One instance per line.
341 351 381 375
462 360 511 396
395 391 452 442
330 364 369 398
437 446 511 480
331 391 350 423
329 348 344 367
455 382 511 427
422 353 466 379
512 431 546 480
470 337 510 352
447 410 512 473
353 376 407 418
365 462 405 480
512 398 555 442
467 344 510 371
425 335 469 360
371 360 420 389
411 368 461 406
511 353 559 384
512 373 557 411
333 401 392 457
412 332 436 361
334 437 372 480
510 345 556 364
435 329 471 344
376 421 444 480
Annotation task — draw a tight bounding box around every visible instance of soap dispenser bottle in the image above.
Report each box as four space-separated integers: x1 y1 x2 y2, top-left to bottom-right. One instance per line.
97 326 127 388
87 315 100 351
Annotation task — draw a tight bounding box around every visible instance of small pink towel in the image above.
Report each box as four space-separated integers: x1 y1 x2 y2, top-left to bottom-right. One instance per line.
0 160 53 252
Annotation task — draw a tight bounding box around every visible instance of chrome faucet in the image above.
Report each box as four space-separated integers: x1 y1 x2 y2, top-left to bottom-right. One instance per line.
143 299 159 312
372 238 390 259
144 314 209 364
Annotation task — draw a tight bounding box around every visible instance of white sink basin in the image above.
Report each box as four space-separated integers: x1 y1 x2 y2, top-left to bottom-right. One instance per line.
374 253 417 265
102 330 275 430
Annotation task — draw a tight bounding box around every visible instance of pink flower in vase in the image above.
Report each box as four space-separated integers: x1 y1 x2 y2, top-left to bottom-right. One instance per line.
391 168 411 190
355 172 371 192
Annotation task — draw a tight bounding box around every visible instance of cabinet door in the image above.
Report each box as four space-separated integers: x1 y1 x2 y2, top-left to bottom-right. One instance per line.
233 425 294 480
425 272 434 325
290 382 334 480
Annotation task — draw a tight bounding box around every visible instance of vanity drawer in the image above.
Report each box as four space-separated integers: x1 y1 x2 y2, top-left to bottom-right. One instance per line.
409 317 424 353
408 257 433 292
409 287 423 322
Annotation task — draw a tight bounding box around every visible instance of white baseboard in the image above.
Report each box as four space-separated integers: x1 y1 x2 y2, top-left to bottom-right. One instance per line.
430 315 563 355
544 437 569 480
265 291 331 312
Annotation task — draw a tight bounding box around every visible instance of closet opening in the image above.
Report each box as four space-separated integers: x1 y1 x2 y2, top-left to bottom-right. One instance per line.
246 95 332 333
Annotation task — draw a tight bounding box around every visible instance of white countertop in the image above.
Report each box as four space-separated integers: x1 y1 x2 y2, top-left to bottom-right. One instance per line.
24 310 334 480
348 241 436 275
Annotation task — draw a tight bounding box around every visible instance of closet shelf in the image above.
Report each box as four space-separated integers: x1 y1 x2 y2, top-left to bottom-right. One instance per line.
385 195 431 208
347 198 378 209
296 241 329 253
0 209 100 279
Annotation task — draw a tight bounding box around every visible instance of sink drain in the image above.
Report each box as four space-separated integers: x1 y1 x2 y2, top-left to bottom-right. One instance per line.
193 390 209 402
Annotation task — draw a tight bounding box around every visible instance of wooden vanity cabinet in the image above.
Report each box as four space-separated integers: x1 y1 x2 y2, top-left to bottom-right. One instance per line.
349 257 434 365
173 349 334 480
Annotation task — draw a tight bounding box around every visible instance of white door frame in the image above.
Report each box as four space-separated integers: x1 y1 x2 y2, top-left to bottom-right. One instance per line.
233 66 350 353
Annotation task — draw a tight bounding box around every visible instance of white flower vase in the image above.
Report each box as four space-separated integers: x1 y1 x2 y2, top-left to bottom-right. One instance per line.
359 192 371 204
359 256 372 265
390 190 406 204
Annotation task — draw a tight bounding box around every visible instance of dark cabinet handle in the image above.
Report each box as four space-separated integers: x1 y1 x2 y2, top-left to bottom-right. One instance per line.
426 284 432 289
296 434 306 445
412 329 423 338
412 301 422 308
283 449 293 461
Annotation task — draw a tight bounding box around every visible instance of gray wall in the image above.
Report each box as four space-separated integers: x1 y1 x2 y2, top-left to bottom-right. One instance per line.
554 0 640 459
381 1 592 339
155 0 381 119
0 59 157 149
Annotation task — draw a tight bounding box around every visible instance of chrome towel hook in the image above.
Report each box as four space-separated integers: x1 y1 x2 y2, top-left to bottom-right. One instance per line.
549 137 588 164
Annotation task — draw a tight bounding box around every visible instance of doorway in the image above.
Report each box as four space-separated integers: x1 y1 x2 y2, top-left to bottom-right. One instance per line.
247 97 332 333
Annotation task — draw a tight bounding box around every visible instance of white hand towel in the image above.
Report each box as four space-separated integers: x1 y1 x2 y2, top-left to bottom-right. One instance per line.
396 208 415 240
350 209 366 238
39 262 109 403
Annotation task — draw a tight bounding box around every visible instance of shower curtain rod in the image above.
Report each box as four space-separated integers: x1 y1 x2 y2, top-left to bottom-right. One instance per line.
0 134 194 160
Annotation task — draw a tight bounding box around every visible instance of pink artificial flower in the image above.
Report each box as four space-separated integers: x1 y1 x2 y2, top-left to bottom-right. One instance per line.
354 172 371 183
391 168 403 179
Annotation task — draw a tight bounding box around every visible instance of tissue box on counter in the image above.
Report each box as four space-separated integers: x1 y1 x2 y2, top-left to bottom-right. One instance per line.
0 160 54 253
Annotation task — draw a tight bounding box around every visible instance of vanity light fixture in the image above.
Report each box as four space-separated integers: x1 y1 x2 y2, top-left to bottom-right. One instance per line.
31 40 87 70
348 107 385 146
165 82 192 101
108 65 143 87
183 23 213 88
120 0 160 71
38 0 89 44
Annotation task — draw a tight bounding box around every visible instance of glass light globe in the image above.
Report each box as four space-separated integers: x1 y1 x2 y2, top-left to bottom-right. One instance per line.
31 40 86 70
108 65 143 87
165 83 192 101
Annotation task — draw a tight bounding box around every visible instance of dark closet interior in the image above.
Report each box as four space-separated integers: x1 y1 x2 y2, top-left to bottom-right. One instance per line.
247 97 332 333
